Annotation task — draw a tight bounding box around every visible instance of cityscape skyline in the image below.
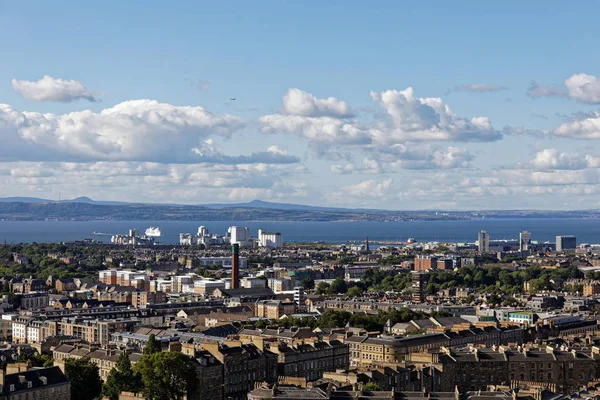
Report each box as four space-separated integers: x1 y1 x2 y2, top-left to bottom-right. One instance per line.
2 1 600 210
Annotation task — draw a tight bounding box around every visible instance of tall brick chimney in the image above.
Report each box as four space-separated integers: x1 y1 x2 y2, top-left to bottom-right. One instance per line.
231 243 240 289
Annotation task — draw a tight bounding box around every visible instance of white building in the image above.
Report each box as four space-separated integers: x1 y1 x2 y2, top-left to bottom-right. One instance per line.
230 226 250 245
258 229 283 248
180 233 194 246
197 226 209 237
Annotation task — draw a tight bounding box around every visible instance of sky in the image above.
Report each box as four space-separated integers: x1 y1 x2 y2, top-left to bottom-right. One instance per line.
1 1 600 210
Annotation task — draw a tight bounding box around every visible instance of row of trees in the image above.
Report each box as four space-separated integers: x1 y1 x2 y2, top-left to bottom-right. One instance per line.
360 264 584 295
0 243 107 280
64 335 197 400
255 308 451 332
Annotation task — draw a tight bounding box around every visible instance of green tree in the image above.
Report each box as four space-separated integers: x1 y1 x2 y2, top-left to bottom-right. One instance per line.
135 351 198 400
330 278 348 294
254 320 268 329
102 353 143 400
346 286 364 297
315 281 331 295
364 382 381 391
301 277 315 290
64 357 102 400
143 334 162 355
317 310 352 328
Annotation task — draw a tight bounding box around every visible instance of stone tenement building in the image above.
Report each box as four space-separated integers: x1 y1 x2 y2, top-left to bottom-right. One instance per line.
266 340 350 381
182 336 350 400
432 345 600 394
183 341 279 400
0 365 71 400
53 344 143 381
338 326 524 367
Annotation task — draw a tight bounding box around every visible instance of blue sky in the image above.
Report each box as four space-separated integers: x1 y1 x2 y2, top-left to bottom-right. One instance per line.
1 1 600 209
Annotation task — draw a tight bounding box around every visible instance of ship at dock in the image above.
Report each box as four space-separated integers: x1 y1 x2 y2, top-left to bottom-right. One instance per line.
145 227 162 237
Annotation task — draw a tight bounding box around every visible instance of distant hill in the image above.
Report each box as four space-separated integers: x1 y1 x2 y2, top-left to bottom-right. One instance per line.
0 197 597 221
0 197 381 212
201 199 382 212
0 196 131 206
0 197 53 203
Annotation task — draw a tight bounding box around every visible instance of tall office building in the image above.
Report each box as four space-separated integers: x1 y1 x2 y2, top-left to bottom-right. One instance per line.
519 231 531 252
411 272 426 303
556 235 576 252
478 230 490 253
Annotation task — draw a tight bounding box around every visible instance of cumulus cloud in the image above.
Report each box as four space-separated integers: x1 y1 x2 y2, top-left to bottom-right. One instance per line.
445 83 507 95
0 100 253 163
260 87 501 154
282 88 354 117
564 73 600 104
370 88 502 142
331 158 384 175
527 73 600 104
259 114 371 146
375 144 474 170
551 112 600 139
524 149 600 170
11 75 99 102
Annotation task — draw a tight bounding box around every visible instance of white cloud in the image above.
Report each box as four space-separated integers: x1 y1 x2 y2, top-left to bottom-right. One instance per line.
345 179 393 197
0 100 260 163
259 114 371 146
377 144 474 170
370 88 501 142
564 73 600 104
551 112 600 139
527 73 600 104
0 160 308 204
260 87 501 156
11 75 99 102
331 158 383 175
282 88 354 117
525 149 600 170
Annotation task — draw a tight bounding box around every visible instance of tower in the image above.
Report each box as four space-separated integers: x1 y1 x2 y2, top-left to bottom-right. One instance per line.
365 236 370 253
231 243 240 289
478 231 490 253
519 231 531 252
412 272 426 303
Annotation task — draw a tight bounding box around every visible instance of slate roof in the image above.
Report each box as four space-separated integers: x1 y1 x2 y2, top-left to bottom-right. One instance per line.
1 366 68 394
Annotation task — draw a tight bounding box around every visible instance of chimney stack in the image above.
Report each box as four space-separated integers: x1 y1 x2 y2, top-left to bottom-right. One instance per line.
231 243 240 289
